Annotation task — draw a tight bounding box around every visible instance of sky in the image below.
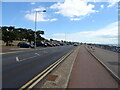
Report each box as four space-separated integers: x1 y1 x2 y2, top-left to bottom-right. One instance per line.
2 0 119 44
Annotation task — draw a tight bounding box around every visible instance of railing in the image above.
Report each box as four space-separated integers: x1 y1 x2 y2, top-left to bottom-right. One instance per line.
87 44 120 53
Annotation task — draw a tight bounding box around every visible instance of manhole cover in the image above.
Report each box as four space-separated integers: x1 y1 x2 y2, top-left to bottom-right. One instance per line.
45 75 58 81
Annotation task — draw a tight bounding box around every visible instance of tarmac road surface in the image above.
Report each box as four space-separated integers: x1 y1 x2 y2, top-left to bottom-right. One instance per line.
2 45 75 88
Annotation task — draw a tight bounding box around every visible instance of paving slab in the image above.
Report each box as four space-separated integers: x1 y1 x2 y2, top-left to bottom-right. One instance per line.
87 45 119 78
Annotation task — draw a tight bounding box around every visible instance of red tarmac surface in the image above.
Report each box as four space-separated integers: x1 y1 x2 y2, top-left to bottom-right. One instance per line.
68 45 119 88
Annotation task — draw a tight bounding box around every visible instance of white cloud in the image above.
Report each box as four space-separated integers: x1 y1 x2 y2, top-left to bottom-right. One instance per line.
50 22 118 44
31 2 36 5
49 18 58 21
70 18 81 21
25 13 57 22
50 0 118 19
107 0 119 7
50 0 98 20
25 7 57 22
107 2 116 7
32 7 46 12
100 5 104 8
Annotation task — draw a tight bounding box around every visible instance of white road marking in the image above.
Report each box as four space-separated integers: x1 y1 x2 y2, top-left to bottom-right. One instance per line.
16 54 40 62
35 53 40 56
20 56 37 62
16 57 19 62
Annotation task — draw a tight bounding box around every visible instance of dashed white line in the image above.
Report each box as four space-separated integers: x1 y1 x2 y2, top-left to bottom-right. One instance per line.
16 54 40 62
16 57 19 62
21 56 37 62
35 53 40 56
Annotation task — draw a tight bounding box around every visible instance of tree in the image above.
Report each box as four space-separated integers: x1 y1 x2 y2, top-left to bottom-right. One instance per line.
50 39 54 41
2 26 16 46
19 28 28 41
26 29 35 43
13 28 21 40
2 26 45 45
36 30 45 41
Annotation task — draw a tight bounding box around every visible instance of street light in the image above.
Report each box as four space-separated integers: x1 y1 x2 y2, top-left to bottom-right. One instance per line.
34 9 46 49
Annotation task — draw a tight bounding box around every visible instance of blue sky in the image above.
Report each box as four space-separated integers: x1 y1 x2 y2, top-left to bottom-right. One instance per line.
2 0 118 44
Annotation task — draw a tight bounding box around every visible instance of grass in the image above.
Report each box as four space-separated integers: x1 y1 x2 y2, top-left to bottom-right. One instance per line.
0 40 27 46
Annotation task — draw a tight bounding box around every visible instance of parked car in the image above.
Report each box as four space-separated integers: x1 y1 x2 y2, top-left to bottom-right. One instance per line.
33 41 47 47
51 43 56 47
55 43 60 46
116 47 120 53
59 43 64 46
43 42 48 47
46 42 53 47
73 43 78 46
17 42 34 48
34 40 42 47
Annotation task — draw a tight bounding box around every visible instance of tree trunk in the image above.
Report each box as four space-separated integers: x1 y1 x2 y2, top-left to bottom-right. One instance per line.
6 42 9 46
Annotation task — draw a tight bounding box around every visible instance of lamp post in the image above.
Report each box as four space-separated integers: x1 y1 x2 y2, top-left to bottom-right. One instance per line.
65 33 66 41
34 9 46 49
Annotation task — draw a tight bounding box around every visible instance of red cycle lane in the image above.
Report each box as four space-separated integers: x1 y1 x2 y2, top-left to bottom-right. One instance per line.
67 45 118 88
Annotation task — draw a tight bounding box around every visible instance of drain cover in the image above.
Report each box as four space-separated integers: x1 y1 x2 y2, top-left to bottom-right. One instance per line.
45 75 58 81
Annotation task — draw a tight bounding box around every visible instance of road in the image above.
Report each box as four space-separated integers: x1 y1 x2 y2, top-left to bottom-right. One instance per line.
2 45 75 88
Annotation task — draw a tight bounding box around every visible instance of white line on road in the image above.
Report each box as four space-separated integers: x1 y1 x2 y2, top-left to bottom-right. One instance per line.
16 55 40 62
16 57 19 62
21 56 37 62
35 53 40 56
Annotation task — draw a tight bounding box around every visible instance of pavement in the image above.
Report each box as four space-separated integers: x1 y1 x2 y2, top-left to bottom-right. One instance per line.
88 45 119 78
36 45 119 88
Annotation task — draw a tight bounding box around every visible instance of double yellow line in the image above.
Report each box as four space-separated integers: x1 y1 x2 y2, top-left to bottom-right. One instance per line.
0 51 24 55
19 50 74 89
0 49 35 55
